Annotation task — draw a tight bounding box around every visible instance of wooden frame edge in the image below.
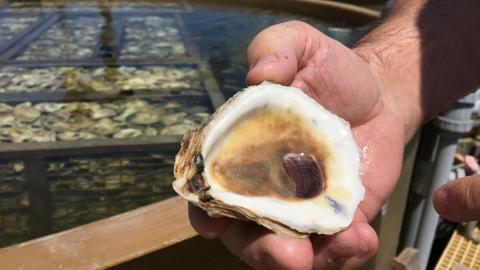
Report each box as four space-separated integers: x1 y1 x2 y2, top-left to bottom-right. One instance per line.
0 196 196 270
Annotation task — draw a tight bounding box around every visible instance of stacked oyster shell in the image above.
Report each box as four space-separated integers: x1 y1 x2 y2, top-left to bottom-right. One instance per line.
173 83 364 236
17 17 103 60
0 66 202 94
0 16 39 45
0 100 210 143
120 16 186 60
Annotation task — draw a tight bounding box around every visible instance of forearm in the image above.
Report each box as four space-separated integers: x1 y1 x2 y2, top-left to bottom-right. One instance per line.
354 0 480 140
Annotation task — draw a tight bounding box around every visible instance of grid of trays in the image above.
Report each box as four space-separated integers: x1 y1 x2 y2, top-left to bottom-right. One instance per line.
16 16 107 61
0 64 215 144
1 1 192 14
0 10 196 62
0 2 224 248
0 64 220 248
0 16 42 47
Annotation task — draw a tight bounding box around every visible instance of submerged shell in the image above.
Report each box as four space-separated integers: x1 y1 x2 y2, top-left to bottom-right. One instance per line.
13 103 40 123
91 108 117 120
34 102 66 113
113 128 143 139
0 114 15 126
131 112 160 125
173 83 364 237
0 103 13 113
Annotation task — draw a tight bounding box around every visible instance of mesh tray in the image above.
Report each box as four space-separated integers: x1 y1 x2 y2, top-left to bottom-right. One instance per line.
435 227 480 270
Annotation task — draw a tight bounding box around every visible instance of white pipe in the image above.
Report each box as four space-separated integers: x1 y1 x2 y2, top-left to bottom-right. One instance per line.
415 132 460 269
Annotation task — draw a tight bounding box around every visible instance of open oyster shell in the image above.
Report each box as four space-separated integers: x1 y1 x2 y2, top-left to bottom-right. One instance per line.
173 82 364 237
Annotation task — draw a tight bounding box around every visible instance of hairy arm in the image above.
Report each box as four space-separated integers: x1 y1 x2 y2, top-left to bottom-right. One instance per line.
355 0 480 140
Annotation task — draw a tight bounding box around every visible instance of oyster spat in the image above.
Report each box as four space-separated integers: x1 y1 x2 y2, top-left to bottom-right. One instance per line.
173 83 364 237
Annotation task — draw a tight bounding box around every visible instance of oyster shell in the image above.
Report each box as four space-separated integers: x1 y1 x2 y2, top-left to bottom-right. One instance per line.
131 112 160 125
0 103 13 113
173 83 364 237
34 102 65 113
113 128 143 139
91 108 116 120
160 112 186 126
0 114 14 126
13 102 40 122
160 121 196 136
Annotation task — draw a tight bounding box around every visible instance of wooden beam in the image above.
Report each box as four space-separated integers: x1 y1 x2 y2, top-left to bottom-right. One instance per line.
392 247 420 270
290 0 381 19
0 196 197 270
361 132 422 270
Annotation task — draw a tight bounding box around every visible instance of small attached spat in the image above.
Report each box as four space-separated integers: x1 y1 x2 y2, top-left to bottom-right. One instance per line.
173 82 364 237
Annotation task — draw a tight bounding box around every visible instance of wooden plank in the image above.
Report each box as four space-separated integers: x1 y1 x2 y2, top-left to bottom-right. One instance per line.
185 0 379 25
289 0 380 19
0 196 197 270
0 136 181 159
361 132 422 270
392 247 420 270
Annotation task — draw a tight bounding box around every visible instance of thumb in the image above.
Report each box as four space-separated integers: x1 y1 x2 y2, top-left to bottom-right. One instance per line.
433 175 480 222
246 21 318 86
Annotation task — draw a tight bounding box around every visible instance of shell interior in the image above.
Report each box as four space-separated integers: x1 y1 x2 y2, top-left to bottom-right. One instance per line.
173 83 364 236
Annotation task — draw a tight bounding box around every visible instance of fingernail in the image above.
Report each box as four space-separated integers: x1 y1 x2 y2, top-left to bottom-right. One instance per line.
253 54 278 68
437 188 448 203
435 188 449 214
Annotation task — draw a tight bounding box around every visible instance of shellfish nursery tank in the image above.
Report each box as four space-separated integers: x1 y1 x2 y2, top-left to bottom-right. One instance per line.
0 0 381 269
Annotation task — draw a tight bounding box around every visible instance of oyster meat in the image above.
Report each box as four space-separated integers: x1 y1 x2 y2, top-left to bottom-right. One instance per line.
173 83 364 237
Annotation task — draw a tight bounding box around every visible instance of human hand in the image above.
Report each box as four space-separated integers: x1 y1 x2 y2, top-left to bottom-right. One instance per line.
189 21 409 269
434 174 480 222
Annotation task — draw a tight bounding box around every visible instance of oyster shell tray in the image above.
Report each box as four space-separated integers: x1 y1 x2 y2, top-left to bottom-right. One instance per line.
0 151 179 248
0 63 216 102
0 14 48 55
0 12 198 63
0 93 216 155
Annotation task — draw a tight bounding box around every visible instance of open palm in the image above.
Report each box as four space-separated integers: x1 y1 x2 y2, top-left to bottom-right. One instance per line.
189 21 407 269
